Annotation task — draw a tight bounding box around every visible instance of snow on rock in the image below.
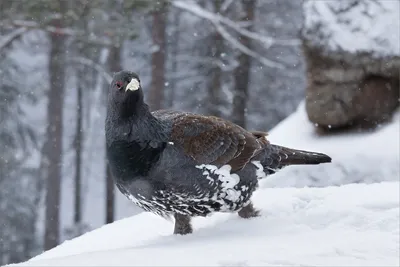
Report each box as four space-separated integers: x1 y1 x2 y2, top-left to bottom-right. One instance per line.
265 102 400 188
303 0 400 56
7 182 399 267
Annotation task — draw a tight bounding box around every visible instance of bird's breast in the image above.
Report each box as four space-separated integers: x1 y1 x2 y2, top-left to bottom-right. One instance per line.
106 139 165 182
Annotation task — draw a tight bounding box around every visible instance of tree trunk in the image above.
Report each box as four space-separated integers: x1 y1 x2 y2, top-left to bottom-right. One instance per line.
148 2 167 111
72 5 91 232
105 45 122 224
166 9 181 108
207 0 224 117
43 14 66 250
232 0 255 128
73 84 83 226
105 165 114 224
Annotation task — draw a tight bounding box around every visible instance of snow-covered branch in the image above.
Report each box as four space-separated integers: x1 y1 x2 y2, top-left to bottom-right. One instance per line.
0 27 28 52
172 0 300 49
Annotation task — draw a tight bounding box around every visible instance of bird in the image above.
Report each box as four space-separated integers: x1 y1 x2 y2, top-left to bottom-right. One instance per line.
105 70 332 235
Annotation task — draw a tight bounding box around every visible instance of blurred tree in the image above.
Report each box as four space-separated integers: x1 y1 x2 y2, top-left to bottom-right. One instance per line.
232 0 255 128
249 0 305 130
171 0 301 129
105 44 122 224
165 7 182 108
0 30 39 265
42 0 68 250
206 0 225 117
148 0 168 111
74 83 84 228
1 0 151 252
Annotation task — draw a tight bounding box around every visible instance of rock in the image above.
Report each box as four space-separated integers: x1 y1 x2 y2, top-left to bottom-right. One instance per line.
301 0 400 130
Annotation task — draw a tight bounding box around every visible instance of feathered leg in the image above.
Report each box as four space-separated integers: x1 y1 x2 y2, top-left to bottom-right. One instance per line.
173 213 193 235
238 201 260 219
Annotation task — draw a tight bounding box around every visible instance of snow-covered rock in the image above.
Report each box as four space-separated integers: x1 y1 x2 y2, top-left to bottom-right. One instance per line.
7 102 399 267
301 0 400 129
303 0 400 56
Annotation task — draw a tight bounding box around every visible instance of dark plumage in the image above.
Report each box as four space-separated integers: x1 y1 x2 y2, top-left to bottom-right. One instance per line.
105 71 332 235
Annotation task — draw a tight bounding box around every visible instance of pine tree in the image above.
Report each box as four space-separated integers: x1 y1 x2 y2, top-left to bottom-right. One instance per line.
0 34 39 265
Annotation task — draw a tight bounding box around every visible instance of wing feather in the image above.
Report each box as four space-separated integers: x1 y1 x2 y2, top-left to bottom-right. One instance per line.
164 113 262 171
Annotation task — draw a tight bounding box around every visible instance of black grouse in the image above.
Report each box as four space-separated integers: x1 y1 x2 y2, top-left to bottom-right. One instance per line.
105 71 332 235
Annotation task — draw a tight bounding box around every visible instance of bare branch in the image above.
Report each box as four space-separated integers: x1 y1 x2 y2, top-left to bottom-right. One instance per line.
176 54 236 71
68 56 112 83
221 0 235 13
172 0 300 49
213 22 285 69
0 20 116 47
0 27 28 52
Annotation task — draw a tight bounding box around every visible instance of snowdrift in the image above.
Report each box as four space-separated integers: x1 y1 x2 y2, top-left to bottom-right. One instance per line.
8 103 399 267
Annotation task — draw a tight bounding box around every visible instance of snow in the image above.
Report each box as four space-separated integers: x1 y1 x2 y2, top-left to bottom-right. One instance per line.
265 102 399 188
303 0 400 56
7 102 400 267
9 182 400 267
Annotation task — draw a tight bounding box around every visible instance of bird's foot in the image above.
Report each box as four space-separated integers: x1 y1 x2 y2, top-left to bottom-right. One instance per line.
238 202 260 219
173 213 193 235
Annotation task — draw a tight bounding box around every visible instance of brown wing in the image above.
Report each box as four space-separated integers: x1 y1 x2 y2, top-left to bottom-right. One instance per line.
169 113 262 171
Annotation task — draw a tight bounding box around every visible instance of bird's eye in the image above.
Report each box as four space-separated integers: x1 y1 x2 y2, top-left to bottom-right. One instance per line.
115 81 123 89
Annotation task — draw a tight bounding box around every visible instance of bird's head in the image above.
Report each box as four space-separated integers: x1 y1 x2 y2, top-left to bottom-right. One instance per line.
108 70 145 118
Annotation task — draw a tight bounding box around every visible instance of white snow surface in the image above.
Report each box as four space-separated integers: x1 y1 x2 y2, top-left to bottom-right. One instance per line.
303 0 400 56
8 102 400 267
10 183 400 267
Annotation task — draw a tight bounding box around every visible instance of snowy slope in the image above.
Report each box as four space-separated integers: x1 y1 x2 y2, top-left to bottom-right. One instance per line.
264 102 400 188
8 102 400 267
9 182 400 267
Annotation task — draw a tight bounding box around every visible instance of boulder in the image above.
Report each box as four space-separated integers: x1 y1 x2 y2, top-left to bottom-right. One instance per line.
301 0 400 130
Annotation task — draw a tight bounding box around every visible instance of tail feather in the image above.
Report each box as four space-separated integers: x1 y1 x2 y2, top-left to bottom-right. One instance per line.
257 144 332 175
273 145 332 166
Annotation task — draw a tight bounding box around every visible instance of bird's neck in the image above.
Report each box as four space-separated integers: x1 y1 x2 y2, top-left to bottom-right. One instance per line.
106 101 168 143
106 103 168 181
132 108 169 142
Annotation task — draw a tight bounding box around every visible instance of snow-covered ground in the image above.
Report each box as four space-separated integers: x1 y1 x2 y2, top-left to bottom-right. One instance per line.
8 103 399 267
9 182 400 267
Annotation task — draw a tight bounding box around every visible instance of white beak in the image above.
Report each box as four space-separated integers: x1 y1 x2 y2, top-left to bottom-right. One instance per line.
126 78 140 91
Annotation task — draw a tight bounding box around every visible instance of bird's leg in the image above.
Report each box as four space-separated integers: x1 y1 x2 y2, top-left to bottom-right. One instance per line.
238 201 260 219
173 213 193 235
